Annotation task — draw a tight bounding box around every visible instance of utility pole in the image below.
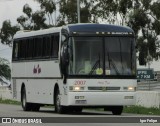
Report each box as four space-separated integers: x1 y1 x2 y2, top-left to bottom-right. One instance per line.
147 49 152 91
77 0 80 23
54 0 57 26
147 50 152 69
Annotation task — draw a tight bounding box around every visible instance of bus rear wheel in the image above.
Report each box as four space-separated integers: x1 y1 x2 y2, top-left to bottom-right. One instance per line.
31 104 40 111
70 107 83 113
55 89 66 114
21 87 32 111
111 106 123 115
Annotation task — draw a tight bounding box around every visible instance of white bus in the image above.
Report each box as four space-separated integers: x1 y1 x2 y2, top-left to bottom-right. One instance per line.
12 24 137 115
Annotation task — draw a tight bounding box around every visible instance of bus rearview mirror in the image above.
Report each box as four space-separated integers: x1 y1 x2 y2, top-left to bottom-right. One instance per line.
60 44 69 76
61 34 68 43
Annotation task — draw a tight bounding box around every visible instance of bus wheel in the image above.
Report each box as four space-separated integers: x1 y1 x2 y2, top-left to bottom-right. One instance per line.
21 87 32 111
72 107 83 113
55 89 66 114
111 106 123 115
31 104 40 111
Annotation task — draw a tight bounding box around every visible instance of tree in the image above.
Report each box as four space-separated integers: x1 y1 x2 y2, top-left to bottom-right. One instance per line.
36 0 56 25
0 58 11 81
92 0 160 63
0 20 20 46
1 0 160 64
57 0 92 25
32 10 48 30
127 0 160 62
17 4 33 30
17 4 48 30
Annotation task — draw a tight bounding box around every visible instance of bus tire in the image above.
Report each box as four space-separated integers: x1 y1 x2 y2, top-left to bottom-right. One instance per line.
55 89 66 114
31 104 40 111
21 87 32 111
111 106 123 115
71 107 83 113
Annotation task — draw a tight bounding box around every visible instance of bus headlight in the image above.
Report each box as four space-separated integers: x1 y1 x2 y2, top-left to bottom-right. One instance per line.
69 86 85 91
123 86 136 91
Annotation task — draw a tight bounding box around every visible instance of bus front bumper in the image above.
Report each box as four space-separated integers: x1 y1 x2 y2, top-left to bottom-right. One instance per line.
67 91 136 106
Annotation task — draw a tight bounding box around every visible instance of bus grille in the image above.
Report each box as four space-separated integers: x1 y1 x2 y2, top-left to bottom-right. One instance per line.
88 87 120 91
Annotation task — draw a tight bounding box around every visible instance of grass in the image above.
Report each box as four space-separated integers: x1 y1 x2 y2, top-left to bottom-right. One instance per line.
0 98 160 115
0 98 21 105
123 106 160 115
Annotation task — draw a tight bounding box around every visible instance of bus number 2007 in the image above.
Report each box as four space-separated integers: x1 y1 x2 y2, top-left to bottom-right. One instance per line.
74 80 86 85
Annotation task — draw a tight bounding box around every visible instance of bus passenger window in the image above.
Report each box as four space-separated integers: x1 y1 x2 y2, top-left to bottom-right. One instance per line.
28 39 34 58
42 36 51 57
19 40 26 59
34 38 43 58
51 34 59 58
13 42 19 60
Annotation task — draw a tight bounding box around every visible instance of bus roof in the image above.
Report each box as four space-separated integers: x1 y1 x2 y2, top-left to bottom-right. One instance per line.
64 23 134 34
13 23 134 39
13 27 62 39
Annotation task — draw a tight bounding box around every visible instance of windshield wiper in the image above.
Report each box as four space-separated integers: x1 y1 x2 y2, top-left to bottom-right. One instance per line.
89 54 100 75
119 38 124 74
109 58 120 75
130 40 133 71
106 45 120 75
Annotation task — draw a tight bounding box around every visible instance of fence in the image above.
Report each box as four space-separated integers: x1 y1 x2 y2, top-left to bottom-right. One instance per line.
137 81 160 92
0 86 12 99
136 91 160 108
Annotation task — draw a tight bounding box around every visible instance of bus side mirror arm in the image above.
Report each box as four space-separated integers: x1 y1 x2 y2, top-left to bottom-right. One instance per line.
63 75 67 84
60 43 69 84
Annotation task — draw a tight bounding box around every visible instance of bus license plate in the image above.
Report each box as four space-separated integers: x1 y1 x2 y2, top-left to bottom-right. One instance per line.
75 100 87 104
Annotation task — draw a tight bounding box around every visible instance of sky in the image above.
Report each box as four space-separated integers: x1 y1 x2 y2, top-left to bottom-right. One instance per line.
0 0 160 71
0 0 40 28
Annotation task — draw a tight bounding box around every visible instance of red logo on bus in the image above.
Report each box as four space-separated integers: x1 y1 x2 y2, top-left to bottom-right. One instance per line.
33 64 41 74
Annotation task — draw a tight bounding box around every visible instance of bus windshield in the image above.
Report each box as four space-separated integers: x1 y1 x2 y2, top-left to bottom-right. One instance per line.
68 36 136 76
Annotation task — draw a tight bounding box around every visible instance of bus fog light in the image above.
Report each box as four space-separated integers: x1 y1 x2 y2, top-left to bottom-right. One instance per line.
124 96 134 99
69 86 73 90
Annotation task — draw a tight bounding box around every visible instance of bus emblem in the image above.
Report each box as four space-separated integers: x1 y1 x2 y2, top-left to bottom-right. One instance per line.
33 64 41 74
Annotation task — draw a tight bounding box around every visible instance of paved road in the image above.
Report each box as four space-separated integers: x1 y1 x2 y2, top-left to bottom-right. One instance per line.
0 104 159 126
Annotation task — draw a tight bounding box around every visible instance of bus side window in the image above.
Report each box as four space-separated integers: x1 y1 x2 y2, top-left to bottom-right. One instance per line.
51 34 59 58
34 37 43 58
42 36 51 57
27 39 34 58
13 41 19 60
19 40 26 59
25 39 29 59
